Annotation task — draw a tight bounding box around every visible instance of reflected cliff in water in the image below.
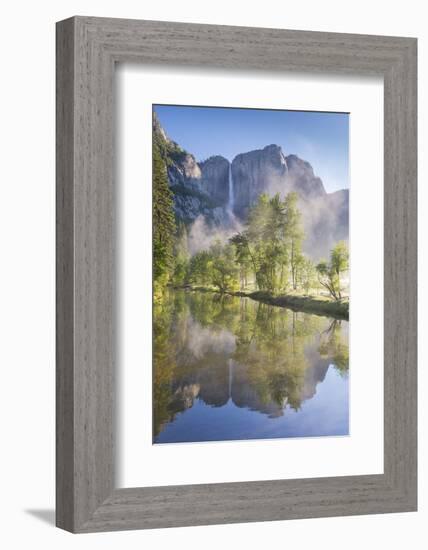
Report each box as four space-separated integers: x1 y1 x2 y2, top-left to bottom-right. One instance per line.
153 290 349 443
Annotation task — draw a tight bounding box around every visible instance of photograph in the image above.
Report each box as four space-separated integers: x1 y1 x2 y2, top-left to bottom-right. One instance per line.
152 104 350 444
0 1 419 543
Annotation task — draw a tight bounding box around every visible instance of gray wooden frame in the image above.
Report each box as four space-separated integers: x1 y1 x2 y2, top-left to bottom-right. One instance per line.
56 16 417 533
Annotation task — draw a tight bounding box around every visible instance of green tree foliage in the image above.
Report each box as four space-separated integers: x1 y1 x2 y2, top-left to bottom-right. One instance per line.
230 192 307 294
153 112 189 167
331 240 349 292
152 132 348 303
188 250 212 287
153 141 176 300
187 242 239 293
209 241 240 293
316 241 349 300
185 192 328 296
153 290 348 439
171 221 190 287
318 319 349 377
152 111 348 306
283 192 305 290
298 256 318 294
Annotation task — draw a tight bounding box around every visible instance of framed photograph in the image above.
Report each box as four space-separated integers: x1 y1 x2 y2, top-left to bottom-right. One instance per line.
56 16 417 532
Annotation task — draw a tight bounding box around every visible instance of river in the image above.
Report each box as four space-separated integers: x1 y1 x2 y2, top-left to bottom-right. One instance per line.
153 289 349 444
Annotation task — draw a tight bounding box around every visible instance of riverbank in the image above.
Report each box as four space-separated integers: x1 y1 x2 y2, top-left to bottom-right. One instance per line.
179 286 349 320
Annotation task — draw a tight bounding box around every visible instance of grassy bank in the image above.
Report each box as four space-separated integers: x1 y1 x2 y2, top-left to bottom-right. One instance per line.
241 290 348 320
178 285 349 320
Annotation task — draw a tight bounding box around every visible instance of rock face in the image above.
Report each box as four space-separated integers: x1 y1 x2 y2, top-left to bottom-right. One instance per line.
152 110 169 143
153 113 348 259
168 156 230 225
154 112 230 224
229 143 347 259
167 153 201 185
231 144 326 217
286 154 326 199
232 144 288 217
200 156 230 206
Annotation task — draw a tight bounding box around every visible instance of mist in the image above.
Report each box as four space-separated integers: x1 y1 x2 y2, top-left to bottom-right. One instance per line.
259 170 349 261
187 212 243 256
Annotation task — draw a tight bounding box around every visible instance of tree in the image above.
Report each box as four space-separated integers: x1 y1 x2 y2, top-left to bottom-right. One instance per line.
316 241 349 300
231 193 290 293
330 240 349 299
230 232 260 289
283 192 304 290
172 221 190 286
210 241 239 293
318 320 349 376
230 233 252 290
184 190 342 300
153 141 176 299
298 256 317 294
188 250 212 286
315 260 340 300
245 193 272 290
229 192 310 294
263 193 289 292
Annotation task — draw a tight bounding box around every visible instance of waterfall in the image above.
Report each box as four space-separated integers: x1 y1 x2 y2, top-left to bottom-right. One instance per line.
228 163 234 213
228 358 233 401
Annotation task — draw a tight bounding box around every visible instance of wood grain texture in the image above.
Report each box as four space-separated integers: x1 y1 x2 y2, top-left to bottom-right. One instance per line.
56 18 75 532
56 16 417 533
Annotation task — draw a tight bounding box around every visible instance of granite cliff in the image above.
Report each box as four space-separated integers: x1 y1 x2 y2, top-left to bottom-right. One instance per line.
153 112 348 259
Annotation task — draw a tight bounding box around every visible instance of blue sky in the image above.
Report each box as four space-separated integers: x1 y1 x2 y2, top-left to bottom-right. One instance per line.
154 105 349 193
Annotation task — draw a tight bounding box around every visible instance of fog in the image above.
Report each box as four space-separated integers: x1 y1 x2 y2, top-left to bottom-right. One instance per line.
185 315 236 359
185 174 348 262
187 211 243 256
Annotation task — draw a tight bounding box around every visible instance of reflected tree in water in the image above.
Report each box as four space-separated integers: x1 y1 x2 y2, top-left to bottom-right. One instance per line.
318 319 349 377
153 290 349 439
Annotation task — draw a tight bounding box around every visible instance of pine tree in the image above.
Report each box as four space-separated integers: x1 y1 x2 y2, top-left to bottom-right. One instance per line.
153 141 176 297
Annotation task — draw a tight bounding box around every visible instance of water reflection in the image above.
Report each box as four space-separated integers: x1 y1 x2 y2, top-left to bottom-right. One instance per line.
153 290 349 443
